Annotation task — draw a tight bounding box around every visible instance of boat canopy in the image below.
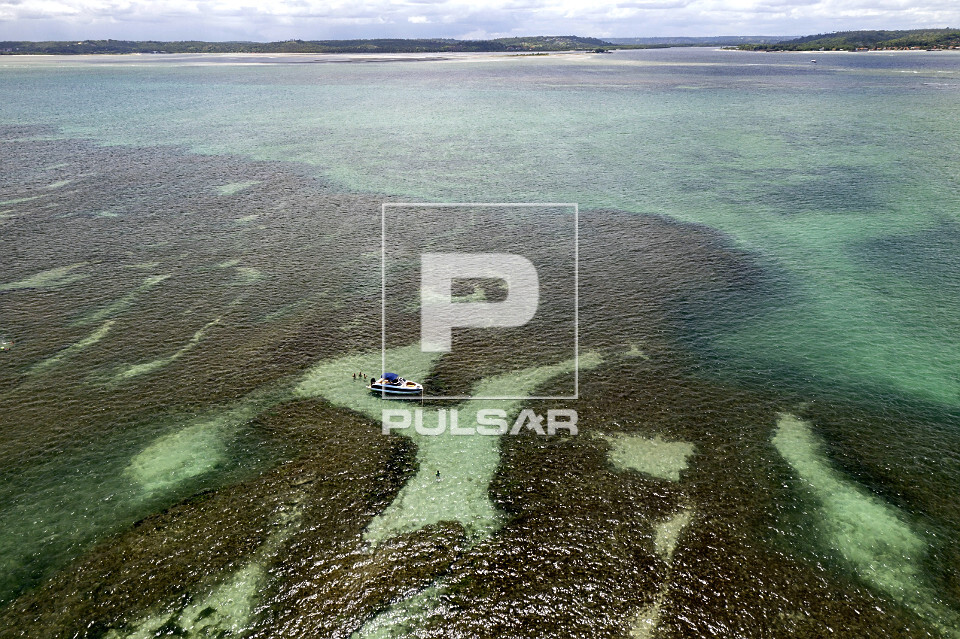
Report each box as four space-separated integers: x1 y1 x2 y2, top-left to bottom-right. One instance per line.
381 372 400 381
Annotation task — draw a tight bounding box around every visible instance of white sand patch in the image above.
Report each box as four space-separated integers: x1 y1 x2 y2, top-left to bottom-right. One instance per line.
258 298 313 323
0 195 43 206
215 181 259 196
178 562 262 636
774 413 926 600
123 403 258 497
601 426 696 638
103 504 301 638
625 342 650 360
124 421 227 496
293 343 439 421
654 508 693 563
362 407 505 544
115 318 219 379
364 351 602 546
102 563 265 639
351 582 447 639
111 347 609 637
602 433 694 481
773 413 960 634
28 320 115 373
294 345 602 546
212 259 263 284
631 597 663 639
0 262 89 291
232 266 262 284
74 274 170 326
630 507 695 639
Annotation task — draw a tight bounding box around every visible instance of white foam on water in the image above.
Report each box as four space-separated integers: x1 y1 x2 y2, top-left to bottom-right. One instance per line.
28 320 115 374
233 214 259 224
773 413 960 634
215 181 259 196
602 433 695 482
44 179 72 190
0 262 89 292
115 317 220 380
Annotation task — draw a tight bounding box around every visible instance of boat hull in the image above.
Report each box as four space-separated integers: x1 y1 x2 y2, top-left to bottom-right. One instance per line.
368 383 423 397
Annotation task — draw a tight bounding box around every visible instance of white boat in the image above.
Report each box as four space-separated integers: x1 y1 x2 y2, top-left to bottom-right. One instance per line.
369 372 423 397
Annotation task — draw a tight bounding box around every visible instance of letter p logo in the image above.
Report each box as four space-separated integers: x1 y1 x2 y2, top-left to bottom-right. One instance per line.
381 202 577 400
420 253 539 352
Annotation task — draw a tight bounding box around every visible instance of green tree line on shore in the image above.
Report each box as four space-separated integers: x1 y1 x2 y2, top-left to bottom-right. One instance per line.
739 28 960 51
0 36 614 55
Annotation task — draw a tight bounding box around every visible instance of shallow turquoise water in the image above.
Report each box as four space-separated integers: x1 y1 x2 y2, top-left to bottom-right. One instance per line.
4 49 958 407
1 49 959 636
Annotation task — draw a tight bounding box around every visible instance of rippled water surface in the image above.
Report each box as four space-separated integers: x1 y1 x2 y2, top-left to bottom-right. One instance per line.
0 48 959 637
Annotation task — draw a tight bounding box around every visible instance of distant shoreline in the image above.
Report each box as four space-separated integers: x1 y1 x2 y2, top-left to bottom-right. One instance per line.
0 36 618 56
5 29 958 56
736 27 960 52
743 46 959 52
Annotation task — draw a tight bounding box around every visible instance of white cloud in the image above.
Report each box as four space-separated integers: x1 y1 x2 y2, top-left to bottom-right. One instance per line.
0 0 958 40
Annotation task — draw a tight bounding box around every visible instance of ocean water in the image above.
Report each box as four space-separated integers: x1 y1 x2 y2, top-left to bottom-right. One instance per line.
0 48 959 637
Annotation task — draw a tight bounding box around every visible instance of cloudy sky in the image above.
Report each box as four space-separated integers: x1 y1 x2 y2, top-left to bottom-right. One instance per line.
1 0 958 42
